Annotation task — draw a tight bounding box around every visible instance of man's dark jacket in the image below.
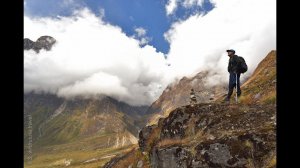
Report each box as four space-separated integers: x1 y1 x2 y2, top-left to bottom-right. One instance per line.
228 55 240 73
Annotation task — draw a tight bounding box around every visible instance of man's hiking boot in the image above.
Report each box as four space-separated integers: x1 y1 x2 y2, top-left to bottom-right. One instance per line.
222 97 230 104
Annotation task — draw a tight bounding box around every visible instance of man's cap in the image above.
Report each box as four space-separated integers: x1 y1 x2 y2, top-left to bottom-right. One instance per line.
226 49 235 53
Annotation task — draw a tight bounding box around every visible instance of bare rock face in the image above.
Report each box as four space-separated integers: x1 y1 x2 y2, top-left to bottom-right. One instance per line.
24 36 56 53
147 103 276 168
105 103 275 168
24 38 35 50
138 125 158 151
151 146 193 168
34 36 56 52
150 132 274 168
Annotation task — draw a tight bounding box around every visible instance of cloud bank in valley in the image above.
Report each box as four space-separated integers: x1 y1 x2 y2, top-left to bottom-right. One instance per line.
24 9 169 106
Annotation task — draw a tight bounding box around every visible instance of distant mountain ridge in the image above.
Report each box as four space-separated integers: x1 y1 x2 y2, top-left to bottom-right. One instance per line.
24 92 152 144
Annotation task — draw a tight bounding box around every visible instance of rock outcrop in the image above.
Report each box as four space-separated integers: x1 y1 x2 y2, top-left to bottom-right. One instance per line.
104 103 276 168
24 36 56 53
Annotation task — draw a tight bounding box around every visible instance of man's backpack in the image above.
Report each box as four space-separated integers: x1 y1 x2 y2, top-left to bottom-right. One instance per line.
237 56 248 73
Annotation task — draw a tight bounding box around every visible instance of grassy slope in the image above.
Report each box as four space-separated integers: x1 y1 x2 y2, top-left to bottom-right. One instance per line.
239 50 276 104
24 107 136 168
25 134 137 168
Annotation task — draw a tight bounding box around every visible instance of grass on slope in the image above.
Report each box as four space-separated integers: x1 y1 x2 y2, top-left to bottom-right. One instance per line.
24 133 136 168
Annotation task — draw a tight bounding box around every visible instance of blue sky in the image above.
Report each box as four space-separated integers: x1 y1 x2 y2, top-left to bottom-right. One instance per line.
24 0 214 54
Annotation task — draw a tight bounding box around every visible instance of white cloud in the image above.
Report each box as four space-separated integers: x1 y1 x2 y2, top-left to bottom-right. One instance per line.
134 27 147 37
164 0 276 86
57 72 129 98
165 0 205 16
24 8 169 106
99 8 105 19
139 38 150 46
133 27 151 46
166 0 178 16
182 0 204 8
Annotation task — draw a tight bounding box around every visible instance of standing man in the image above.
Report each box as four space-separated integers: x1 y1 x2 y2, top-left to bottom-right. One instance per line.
224 49 241 102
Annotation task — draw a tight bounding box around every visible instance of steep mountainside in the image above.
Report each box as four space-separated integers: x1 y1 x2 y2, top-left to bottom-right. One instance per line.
24 92 152 167
239 50 276 104
24 93 150 146
103 50 276 168
147 71 227 125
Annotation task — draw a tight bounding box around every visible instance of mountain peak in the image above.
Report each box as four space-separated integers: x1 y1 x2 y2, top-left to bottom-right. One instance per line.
24 35 56 53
